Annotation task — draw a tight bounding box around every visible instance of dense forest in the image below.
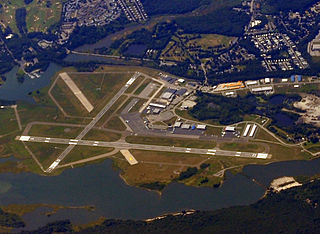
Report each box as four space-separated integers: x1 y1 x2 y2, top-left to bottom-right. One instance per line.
15 8 27 34
25 179 320 233
67 16 128 49
190 92 319 140
0 208 24 228
175 7 250 36
262 0 319 14
141 0 211 15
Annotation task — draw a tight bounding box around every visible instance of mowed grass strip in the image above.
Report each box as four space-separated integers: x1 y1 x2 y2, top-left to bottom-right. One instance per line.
126 136 216 148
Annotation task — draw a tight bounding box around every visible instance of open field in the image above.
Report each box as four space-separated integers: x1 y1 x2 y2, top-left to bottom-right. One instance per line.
29 125 83 139
128 98 146 113
104 117 126 131
51 78 88 117
61 146 114 164
25 142 67 169
83 129 121 142
0 0 62 33
268 143 312 161
0 108 19 135
219 142 266 153
187 34 235 49
96 95 128 127
113 150 207 186
254 128 280 142
52 72 133 117
126 136 216 148
134 79 151 95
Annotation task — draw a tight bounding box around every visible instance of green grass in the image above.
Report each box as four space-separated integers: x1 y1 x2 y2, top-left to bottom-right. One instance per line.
95 95 128 127
69 72 133 116
61 146 114 164
104 117 127 131
0 108 19 135
219 142 265 153
51 78 87 117
134 79 151 95
254 128 279 143
28 125 83 139
0 0 62 33
51 72 133 117
25 142 67 169
83 129 121 142
129 98 146 113
126 136 216 148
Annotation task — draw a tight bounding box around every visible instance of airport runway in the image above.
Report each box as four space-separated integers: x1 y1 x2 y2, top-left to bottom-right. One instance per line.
19 136 269 160
45 72 140 172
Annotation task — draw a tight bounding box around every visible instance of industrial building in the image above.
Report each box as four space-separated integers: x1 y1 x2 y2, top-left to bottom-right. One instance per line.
249 124 257 137
243 124 251 137
225 126 236 132
251 86 273 93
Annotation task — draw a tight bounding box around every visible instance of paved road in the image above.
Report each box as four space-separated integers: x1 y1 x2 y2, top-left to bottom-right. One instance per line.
45 72 140 172
20 136 269 160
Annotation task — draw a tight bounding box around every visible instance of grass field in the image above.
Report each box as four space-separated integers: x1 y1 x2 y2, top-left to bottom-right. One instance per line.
187 34 235 49
104 117 126 131
51 72 133 117
83 129 121 142
61 146 114 164
0 108 19 135
113 150 207 186
28 125 83 139
254 128 279 142
0 0 62 33
126 136 216 148
219 142 266 153
26 142 67 169
134 78 152 95
51 78 87 117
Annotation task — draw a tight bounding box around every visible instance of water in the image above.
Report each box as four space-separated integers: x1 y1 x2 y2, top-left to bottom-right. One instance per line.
1 157 320 230
0 63 62 102
0 160 264 219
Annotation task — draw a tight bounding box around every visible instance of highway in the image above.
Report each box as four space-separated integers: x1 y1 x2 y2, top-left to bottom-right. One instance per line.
45 72 140 172
19 136 269 160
